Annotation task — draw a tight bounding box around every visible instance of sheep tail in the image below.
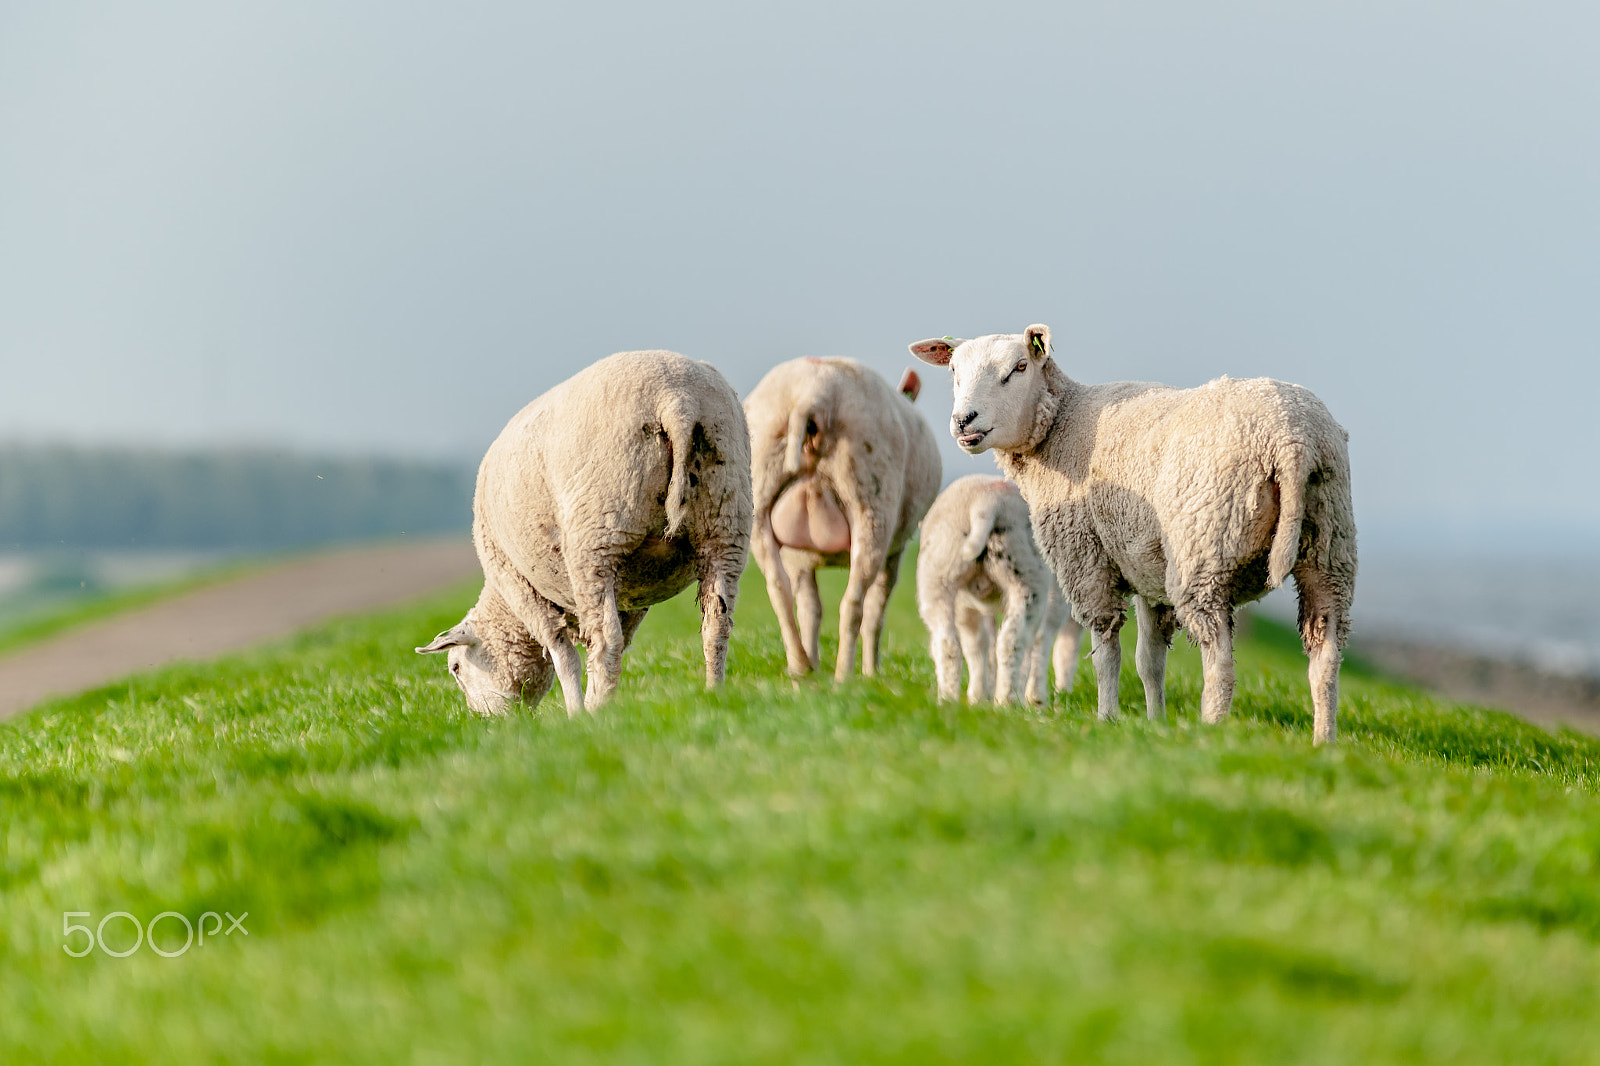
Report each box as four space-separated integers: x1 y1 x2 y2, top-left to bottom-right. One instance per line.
782 407 810 476
661 399 698 536
960 494 1005 562
1268 445 1308 590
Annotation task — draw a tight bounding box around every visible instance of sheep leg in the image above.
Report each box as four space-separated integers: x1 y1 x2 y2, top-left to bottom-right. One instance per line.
1296 565 1352 746
993 575 1041 705
752 524 811 675
925 596 964 702
548 634 586 717
982 614 998 698
1308 628 1340 745
859 550 902 677
835 541 888 682
1029 587 1069 704
1192 610 1236 725
1024 619 1052 707
956 602 993 703
697 553 740 688
1133 597 1180 722
1052 618 1084 694
1089 618 1125 721
786 554 823 671
577 577 626 708
1050 533 1126 721
992 595 1027 704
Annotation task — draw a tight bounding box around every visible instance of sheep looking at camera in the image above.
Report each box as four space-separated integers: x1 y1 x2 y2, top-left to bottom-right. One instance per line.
916 474 1084 705
745 358 942 680
417 350 752 715
911 326 1356 744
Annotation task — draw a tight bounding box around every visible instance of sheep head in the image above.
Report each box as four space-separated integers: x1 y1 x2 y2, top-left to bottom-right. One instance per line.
909 325 1052 454
416 611 554 715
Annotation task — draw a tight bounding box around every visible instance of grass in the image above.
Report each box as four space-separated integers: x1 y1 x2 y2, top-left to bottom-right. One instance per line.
3 556 1600 1063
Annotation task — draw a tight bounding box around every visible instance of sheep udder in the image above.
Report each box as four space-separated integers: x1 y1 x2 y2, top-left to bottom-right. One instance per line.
770 478 850 554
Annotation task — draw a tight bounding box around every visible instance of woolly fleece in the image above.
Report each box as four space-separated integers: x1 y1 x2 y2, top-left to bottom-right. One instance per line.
420 350 751 715
912 327 1356 743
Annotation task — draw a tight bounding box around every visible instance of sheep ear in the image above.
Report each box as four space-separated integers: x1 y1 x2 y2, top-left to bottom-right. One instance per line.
897 368 921 402
416 619 478 654
1024 324 1051 360
909 337 961 367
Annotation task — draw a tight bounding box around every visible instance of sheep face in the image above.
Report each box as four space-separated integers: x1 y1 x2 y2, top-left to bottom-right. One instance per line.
416 618 530 715
909 325 1051 454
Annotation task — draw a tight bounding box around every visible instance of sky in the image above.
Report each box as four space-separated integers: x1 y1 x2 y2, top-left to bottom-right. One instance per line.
2 1 1597 552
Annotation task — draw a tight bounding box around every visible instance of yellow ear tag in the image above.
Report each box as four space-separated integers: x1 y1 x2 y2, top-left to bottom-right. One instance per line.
1030 335 1045 354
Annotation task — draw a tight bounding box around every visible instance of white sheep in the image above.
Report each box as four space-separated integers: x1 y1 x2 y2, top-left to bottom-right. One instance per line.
911 326 1356 744
1036 581 1085 702
745 358 942 680
916 474 1084 705
417 350 752 715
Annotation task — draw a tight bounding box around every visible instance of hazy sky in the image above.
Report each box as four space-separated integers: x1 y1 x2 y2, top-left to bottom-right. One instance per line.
2 2 1597 549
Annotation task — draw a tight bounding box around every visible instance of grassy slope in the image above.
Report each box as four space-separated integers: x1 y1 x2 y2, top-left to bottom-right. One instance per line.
3 560 1600 1063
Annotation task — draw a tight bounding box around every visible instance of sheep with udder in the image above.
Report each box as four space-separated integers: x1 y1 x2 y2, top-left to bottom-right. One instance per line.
745 358 942 681
910 326 1356 744
917 474 1084 705
417 350 752 715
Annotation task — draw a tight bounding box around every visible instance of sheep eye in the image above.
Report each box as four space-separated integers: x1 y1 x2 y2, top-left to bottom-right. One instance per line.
451 661 461 674
1015 361 1028 373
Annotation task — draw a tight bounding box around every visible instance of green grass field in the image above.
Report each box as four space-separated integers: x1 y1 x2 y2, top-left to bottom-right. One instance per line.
3 559 1599 1063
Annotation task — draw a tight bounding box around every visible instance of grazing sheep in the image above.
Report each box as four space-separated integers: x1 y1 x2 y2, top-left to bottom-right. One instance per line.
745 358 942 681
417 350 752 715
916 474 1085 705
911 326 1356 744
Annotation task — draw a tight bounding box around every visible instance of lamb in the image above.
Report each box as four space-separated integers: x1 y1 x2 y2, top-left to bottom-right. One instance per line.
417 350 752 715
1037 581 1085 701
744 358 942 681
916 474 1084 705
911 326 1356 744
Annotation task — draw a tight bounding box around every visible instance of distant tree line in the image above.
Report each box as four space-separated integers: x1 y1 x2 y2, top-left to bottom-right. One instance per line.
0 444 474 549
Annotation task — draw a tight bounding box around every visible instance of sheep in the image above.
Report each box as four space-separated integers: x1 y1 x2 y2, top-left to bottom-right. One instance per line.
949 575 1085 708
916 474 1085 705
417 350 752 715
911 326 1356 744
1037 580 1085 702
745 358 942 681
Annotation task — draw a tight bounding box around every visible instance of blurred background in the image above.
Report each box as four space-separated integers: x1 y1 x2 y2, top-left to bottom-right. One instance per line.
1 2 1596 704
0 445 470 635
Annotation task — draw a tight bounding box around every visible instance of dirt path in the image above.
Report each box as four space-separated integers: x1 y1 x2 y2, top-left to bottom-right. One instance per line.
0 538 479 720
